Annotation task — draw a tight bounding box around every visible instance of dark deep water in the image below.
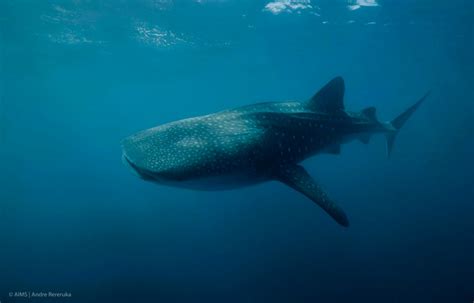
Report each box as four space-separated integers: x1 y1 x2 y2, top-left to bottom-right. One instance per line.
0 0 473 302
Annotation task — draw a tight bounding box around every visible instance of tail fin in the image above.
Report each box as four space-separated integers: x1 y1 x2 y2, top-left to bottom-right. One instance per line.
385 91 430 157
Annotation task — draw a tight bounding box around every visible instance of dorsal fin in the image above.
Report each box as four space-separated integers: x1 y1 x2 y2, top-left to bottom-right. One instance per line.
307 77 345 113
362 106 377 121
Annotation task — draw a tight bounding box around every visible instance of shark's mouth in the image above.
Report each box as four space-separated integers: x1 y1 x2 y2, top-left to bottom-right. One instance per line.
122 154 155 181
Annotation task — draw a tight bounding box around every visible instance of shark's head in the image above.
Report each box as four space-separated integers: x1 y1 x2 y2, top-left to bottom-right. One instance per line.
121 122 208 183
121 128 163 181
121 152 154 180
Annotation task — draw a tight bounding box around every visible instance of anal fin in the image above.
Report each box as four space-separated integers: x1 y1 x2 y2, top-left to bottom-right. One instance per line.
275 164 349 227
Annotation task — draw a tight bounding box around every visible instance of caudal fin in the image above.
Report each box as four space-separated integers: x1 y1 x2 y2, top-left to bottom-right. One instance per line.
385 91 430 157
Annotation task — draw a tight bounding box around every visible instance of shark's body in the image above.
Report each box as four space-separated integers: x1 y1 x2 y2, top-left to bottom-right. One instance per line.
122 77 428 227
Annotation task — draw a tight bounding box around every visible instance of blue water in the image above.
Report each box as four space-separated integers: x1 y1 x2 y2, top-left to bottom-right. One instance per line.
1 1 473 302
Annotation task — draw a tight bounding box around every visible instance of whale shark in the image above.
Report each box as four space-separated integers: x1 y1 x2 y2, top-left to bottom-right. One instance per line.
122 77 428 227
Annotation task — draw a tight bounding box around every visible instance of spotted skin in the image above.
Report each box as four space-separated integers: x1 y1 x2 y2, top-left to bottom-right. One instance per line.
122 102 377 187
122 77 427 226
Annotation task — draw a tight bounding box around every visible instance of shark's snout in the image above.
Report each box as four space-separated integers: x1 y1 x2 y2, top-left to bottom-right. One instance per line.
121 153 137 175
121 131 154 178
122 153 155 181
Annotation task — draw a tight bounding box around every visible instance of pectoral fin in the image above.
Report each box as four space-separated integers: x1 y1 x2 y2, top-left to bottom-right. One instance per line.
275 164 349 227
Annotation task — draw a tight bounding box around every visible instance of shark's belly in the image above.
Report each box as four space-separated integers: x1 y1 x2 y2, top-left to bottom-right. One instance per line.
150 170 270 191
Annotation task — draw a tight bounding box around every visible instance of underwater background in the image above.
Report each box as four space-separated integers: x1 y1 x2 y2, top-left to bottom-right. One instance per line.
0 0 473 302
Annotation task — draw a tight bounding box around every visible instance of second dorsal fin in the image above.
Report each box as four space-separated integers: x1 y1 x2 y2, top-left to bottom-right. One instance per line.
307 77 345 113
